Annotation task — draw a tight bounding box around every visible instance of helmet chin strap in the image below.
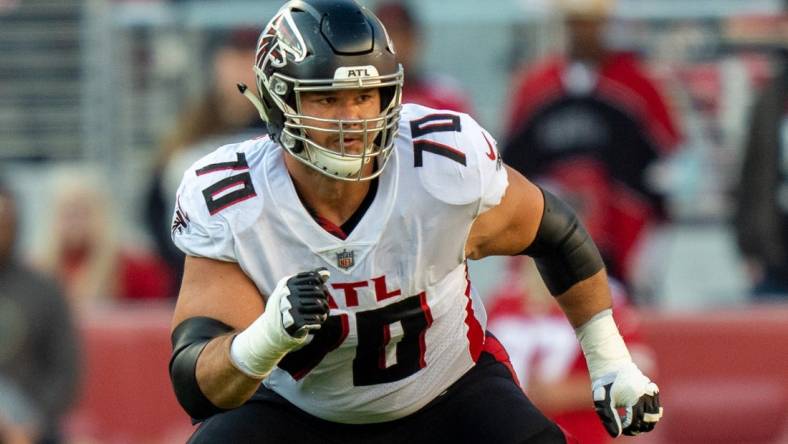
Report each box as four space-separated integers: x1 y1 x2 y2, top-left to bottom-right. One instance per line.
305 143 369 179
237 83 269 122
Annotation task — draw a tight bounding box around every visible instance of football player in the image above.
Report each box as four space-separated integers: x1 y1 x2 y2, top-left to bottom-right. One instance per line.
168 1 662 442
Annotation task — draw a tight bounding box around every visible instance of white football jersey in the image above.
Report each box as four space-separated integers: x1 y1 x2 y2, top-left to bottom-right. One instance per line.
172 104 509 424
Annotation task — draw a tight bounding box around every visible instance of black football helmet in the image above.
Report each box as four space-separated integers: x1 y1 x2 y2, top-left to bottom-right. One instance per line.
245 0 403 181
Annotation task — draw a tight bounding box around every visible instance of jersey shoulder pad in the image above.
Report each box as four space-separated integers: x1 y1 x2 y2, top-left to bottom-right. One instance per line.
400 104 508 212
171 139 267 261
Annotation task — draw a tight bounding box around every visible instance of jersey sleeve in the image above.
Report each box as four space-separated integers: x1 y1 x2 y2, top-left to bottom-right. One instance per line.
469 120 509 215
170 152 238 262
413 108 509 217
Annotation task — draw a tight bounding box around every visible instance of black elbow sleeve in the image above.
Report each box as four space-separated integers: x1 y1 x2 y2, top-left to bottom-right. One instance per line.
521 188 605 295
169 317 234 421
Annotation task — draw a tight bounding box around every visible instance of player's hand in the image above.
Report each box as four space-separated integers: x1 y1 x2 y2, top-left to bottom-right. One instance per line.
592 361 663 437
280 268 331 338
229 268 331 378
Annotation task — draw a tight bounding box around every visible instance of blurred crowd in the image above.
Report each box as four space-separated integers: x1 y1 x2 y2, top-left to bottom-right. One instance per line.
0 0 787 442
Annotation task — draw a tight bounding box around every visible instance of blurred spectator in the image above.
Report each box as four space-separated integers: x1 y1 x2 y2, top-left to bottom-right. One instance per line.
144 28 266 287
36 169 171 310
486 256 654 444
734 22 788 299
0 180 80 444
374 1 473 113
502 0 682 286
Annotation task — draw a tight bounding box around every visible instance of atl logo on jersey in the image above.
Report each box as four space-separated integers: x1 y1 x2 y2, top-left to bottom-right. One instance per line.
335 249 355 270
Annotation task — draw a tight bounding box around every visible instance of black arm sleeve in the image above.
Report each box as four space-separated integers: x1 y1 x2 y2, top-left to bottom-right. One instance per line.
169 317 235 421
521 188 606 295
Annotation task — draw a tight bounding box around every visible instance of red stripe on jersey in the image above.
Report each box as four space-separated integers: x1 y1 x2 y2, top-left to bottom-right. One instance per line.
418 291 433 368
482 333 520 386
463 266 484 362
339 313 350 344
379 323 391 369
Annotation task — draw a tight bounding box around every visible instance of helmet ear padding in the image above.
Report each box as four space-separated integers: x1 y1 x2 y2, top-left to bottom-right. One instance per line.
379 85 396 112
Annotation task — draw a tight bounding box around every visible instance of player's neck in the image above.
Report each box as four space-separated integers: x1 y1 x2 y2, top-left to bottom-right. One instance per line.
286 156 373 227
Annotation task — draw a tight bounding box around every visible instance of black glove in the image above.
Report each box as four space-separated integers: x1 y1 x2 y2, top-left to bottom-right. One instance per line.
592 363 663 437
281 268 331 338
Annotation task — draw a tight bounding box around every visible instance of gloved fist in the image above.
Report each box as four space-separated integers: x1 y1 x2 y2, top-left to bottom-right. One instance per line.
280 268 331 338
592 361 663 437
229 268 332 378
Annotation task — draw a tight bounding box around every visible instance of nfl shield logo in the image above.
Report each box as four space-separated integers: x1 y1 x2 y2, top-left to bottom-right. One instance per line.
336 249 354 270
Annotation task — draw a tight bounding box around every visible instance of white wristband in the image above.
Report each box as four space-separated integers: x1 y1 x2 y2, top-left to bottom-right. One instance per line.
229 275 307 379
575 309 632 382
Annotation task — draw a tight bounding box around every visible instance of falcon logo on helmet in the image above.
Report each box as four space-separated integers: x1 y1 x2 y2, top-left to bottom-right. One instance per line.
255 10 306 73
242 0 404 182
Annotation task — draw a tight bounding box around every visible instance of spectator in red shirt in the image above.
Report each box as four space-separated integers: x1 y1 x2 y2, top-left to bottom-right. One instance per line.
374 1 473 113
502 0 682 285
36 169 173 310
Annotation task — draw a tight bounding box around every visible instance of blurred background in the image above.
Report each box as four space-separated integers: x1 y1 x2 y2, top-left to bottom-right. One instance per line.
0 0 786 443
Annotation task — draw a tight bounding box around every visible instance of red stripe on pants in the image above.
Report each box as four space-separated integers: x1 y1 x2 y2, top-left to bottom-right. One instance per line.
481 332 520 386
